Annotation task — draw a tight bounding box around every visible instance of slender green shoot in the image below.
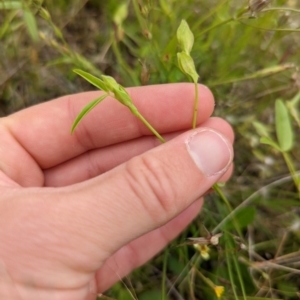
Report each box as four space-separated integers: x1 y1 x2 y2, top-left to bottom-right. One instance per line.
132 110 165 143
71 94 108 133
176 20 200 129
192 82 199 129
71 69 165 143
225 240 239 300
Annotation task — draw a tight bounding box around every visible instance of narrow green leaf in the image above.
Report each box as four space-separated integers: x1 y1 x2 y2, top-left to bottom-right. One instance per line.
177 51 199 83
23 9 39 42
113 2 128 26
71 94 108 133
275 99 294 152
251 64 295 77
177 20 194 54
253 63 295 78
260 136 282 151
0 1 22 9
73 69 108 92
209 64 295 87
253 121 271 139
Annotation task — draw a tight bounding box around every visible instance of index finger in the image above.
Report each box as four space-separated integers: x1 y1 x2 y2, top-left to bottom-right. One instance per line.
3 83 214 169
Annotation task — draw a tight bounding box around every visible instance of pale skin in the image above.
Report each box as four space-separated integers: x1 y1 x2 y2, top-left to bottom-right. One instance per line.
0 83 234 300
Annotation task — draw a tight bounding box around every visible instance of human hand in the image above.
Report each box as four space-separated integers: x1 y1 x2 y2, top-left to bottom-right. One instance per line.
0 83 234 300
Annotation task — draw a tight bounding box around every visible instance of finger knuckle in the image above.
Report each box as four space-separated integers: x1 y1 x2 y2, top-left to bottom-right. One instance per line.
124 154 178 222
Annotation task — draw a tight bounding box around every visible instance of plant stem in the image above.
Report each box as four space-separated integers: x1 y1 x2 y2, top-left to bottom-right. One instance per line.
192 82 199 129
133 110 166 143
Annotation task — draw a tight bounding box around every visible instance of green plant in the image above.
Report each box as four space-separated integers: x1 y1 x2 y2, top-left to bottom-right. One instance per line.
71 69 165 143
71 19 202 137
2 0 300 299
176 19 200 129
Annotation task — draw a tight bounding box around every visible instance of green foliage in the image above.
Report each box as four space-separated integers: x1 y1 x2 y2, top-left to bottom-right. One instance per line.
72 68 165 142
275 99 294 152
139 289 167 300
23 8 39 42
71 94 108 133
260 136 282 151
176 19 199 128
113 1 129 26
176 20 199 83
73 69 109 92
223 206 256 230
177 51 199 83
2 0 300 299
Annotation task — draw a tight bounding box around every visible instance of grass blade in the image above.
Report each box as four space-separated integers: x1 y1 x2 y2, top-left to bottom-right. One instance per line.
209 64 294 86
226 247 239 300
71 94 108 133
23 9 39 42
73 69 109 92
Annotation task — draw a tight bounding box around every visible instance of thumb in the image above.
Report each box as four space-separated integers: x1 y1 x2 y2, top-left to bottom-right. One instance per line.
68 128 233 258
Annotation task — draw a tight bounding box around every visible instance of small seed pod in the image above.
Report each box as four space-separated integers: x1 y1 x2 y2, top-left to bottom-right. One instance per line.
177 20 194 54
177 51 199 83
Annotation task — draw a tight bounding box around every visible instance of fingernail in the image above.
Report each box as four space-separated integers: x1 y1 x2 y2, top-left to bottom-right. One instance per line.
186 129 233 177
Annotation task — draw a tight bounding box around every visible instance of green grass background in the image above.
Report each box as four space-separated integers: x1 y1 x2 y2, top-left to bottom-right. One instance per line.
1 0 300 299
